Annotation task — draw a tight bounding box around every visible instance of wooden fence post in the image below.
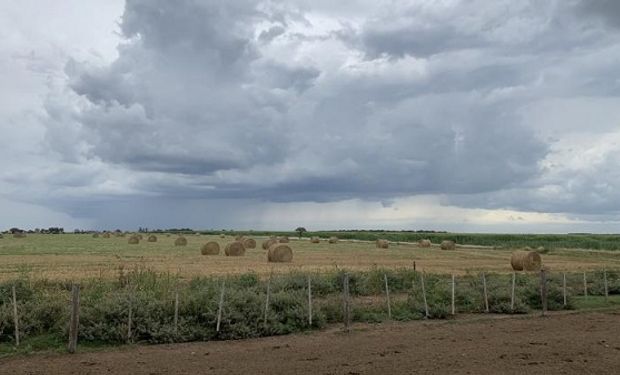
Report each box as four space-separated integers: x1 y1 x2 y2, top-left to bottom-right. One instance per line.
263 275 271 326
307 276 313 326
173 288 179 334
384 274 392 319
68 284 80 353
583 272 588 298
343 273 351 331
451 274 456 316
216 280 225 333
127 289 133 343
11 285 19 347
603 269 609 301
420 273 429 319
510 272 516 312
562 272 567 307
540 269 547 316
482 273 489 313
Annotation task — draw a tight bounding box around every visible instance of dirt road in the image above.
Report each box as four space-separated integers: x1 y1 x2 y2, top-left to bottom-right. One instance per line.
2 311 619 374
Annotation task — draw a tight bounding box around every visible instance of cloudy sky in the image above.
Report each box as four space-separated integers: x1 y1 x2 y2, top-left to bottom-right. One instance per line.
1 0 620 233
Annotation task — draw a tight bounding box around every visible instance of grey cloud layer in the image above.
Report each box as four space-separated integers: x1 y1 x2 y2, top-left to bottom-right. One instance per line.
35 0 620 220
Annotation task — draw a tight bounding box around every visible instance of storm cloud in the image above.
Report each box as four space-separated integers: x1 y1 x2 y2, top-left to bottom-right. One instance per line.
2 0 620 230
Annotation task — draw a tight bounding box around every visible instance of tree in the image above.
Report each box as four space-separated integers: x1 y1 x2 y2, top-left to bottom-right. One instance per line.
295 227 307 239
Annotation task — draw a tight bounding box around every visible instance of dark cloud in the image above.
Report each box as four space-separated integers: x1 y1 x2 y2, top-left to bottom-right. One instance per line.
579 0 620 27
39 0 567 203
361 21 483 58
259 26 286 43
3 0 620 229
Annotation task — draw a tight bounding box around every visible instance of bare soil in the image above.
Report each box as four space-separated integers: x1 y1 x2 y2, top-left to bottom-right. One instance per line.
2 310 619 375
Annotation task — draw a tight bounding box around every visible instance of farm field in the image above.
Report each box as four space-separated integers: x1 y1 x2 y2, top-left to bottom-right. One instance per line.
2 310 619 375
0 234 619 281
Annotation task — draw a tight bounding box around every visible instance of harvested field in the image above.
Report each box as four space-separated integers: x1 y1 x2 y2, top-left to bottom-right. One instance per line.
1 310 619 374
0 234 618 281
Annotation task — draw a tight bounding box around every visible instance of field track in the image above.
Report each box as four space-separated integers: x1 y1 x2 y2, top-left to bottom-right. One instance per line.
2 309 619 374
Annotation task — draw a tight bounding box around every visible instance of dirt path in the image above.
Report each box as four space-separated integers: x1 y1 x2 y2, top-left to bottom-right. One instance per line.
2 311 620 375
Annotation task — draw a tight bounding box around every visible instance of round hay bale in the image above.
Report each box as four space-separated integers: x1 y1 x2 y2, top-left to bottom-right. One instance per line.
268 243 293 263
510 251 542 271
418 239 432 248
220 234 226 239
310 237 320 243
243 238 257 249
128 235 140 244
201 241 220 255
328 236 338 244
102 232 111 239
440 240 456 250
376 239 389 249
225 241 246 256
147 235 157 243
278 236 290 243
262 238 278 250
92 233 100 238
175 236 188 246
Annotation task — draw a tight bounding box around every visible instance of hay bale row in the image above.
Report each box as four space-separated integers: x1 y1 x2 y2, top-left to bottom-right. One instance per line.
243 238 257 249
225 241 245 256
175 236 188 246
418 239 432 248
376 239 389 249
440 240 456 250
262 237 278 250
510 250 542 271
268 243 293 263
201 241 220 255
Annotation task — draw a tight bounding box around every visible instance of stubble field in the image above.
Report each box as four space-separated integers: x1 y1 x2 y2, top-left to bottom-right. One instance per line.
1 234 619 281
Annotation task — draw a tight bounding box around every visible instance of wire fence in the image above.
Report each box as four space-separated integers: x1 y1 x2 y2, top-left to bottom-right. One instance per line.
1 267 618 353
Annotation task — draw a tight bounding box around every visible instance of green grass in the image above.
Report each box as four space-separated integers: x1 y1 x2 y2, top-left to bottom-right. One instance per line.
572 295 620 310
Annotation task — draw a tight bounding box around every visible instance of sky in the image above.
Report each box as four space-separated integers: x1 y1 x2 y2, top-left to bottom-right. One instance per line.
1 0 620 233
